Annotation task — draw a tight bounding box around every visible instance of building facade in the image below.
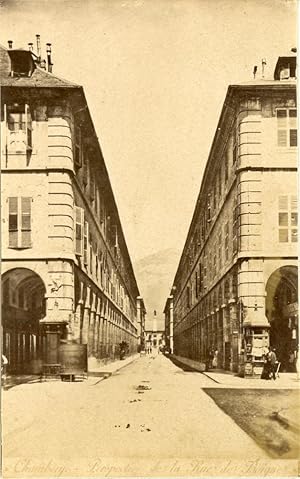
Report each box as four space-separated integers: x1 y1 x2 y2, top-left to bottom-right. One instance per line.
1 41 144 374
164 55 298 375
144 313 165 353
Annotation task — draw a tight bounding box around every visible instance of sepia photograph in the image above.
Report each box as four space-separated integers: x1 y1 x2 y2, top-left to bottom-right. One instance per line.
0 0 299 477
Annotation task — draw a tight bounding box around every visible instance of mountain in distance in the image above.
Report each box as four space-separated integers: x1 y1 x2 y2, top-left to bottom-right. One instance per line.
133 248 181 328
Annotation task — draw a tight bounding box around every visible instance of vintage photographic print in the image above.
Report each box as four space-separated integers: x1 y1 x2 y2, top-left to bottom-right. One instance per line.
0 0 299 478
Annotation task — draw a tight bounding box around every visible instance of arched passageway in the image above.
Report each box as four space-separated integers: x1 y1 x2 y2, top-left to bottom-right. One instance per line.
266 266 298 371
2 268 46 373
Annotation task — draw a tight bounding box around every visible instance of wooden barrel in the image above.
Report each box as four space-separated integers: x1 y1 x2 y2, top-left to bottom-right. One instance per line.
59 343 87 374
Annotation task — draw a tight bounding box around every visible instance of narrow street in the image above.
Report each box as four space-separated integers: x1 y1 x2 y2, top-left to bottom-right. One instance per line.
5 354 297 478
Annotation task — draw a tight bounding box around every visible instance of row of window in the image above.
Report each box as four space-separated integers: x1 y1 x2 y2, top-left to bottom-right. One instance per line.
186 108 297 273
277 108 297 147
74 206 131 314
177 194 297 313
6 198 131 314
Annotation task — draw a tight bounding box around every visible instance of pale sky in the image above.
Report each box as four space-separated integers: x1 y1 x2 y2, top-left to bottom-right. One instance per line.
0 0 297 300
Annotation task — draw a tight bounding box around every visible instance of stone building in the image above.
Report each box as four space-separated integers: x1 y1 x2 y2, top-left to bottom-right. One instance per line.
1 40 144 374
164 54 298 375
144 312 165 353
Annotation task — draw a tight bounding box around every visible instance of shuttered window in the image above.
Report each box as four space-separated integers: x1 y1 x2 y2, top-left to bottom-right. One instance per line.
75 206 84 256
7 104 32 152
8 197 32 248
278 195 298 243
277 109 297 147
224 222 229 261
83 220 89 265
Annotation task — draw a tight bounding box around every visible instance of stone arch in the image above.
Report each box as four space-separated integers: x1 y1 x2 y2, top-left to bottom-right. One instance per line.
265 265 298 370
2 267 46 373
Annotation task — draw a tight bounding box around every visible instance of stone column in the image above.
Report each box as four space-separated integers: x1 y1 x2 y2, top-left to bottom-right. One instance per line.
229 300 239 372
94 299 101 358
169 296 174 354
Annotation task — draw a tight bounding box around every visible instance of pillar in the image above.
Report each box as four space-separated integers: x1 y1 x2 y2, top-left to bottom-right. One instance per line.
169 296 174 354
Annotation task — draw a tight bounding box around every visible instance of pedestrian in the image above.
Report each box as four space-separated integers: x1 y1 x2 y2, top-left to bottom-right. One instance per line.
261 353 271 380
1 354 8 372
1 354 8 387
288 351 296 372
208 349 214 369
212 349 218 368
268 347 277 380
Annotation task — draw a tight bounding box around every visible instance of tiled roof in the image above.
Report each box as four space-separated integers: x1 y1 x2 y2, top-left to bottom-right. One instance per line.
0 44 80 88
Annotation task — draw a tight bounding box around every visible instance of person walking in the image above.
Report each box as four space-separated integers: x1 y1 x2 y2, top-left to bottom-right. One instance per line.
268 347 277 380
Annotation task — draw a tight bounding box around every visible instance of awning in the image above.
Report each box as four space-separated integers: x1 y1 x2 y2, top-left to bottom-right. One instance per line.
243 309 270 328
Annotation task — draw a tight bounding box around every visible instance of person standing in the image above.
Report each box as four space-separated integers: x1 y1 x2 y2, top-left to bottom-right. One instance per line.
268 347 277 380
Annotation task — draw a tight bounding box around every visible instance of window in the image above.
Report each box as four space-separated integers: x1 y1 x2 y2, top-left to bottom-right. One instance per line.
232 205 238 254
8 197 32 248
74 126 82 167
207 194 211 223
213 186 217 212
277 109 297 147
199 263 203 293
186 286 191 309
7 104 32 152
89 162 95 202
74 206 84 256
218 231 222 266
232 125 238 163
224 222 229 261
278 195 298 242
95 247 99 280
83 220 89 265
195 271 199 299
89 233 93 273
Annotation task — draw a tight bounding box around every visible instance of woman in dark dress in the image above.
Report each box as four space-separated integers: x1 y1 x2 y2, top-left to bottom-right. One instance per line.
261 354 271 379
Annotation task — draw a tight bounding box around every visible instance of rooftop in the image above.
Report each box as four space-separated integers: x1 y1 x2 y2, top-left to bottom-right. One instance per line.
0 44 79 88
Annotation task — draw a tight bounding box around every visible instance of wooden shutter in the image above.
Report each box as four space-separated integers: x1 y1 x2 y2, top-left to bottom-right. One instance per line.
8 197 18 247
75 206 84 256
290 129 297 147
25 104 32 150
21 197 31 247
83 220 88 265
277 109 287 147
3 104 7 157
291 196 297 211
278 195 288 210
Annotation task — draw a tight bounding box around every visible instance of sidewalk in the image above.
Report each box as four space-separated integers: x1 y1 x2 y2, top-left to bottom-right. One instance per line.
88 353 140 382
203 369 299 389
171 354 300 389
2 354 141 389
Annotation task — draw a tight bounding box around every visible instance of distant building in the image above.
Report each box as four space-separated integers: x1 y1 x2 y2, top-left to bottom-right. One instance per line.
1 39 144 374
163 296 174 353
136 296 146 349
144 312 165 352
165 54 297 375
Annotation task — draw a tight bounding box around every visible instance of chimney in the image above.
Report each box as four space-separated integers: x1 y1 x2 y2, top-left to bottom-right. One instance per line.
262 58 267 78
28 42 33 52
36 34 41 63
46 43 53 73
8 40 13 49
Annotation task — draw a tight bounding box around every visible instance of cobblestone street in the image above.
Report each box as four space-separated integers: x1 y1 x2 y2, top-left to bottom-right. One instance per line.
3 354 298 477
